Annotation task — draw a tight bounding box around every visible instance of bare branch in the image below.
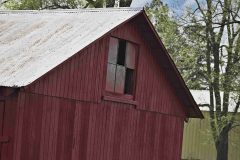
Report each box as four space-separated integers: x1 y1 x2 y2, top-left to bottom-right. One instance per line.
231 124 240 130
0 0 10 5
195 0 207 20
198 103 210 107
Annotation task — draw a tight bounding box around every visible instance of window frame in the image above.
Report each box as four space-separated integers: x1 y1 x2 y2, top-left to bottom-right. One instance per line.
104 36 139 100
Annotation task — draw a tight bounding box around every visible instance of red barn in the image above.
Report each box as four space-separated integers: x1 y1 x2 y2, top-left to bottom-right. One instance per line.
0 8 203 160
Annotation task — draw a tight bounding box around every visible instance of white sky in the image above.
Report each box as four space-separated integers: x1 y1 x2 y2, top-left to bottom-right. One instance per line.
131 0 197 10
131 0 152 7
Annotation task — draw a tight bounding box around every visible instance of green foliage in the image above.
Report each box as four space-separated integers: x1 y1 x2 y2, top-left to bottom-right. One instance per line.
2 0 132 9
3 0 86 9
145 0 206 89
85 0 132 8
119 0 131 7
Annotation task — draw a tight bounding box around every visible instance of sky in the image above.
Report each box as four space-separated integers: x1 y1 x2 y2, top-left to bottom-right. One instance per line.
130 0 152 7
131 0 199 17
131 0 195 11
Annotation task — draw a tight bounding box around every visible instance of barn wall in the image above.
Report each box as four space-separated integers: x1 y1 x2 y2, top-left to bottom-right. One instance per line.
10 92 184 160
16 18 188 160
1 93 18 160
24 20 186 117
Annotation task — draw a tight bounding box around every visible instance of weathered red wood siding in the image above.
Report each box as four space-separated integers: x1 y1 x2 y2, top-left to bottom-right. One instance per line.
2 16 187 160
11 92 184 160
24 20 186 117
0 93 18 160
24 36 108 103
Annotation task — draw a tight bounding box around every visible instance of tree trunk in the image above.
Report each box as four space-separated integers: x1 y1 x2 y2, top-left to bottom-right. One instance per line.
114 0 120 7
216 131 229 160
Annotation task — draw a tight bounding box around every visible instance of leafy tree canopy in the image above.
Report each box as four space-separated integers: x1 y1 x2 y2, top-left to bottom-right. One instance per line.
146 0 207 89
1 0 132 9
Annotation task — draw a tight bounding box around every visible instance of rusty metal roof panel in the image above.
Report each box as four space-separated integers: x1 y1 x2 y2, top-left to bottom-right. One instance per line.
0 8 142 87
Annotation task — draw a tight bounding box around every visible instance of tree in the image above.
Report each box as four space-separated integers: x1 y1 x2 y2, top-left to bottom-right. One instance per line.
2 0 85 9
146 0 206 89
1 0 132 9
147 0 240 159
182 1 240 159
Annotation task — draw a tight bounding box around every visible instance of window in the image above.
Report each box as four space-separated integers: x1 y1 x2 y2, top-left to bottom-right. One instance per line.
106 37 137 95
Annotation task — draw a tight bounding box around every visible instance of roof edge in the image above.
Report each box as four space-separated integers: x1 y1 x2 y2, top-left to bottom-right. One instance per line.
0 7 143 14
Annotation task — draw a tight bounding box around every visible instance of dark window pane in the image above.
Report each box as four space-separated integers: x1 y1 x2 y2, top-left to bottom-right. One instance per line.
117 40 126 65
124 68 134 94
106 63 116 92
115 65 126 94
108 37 119 64
126 42 136 69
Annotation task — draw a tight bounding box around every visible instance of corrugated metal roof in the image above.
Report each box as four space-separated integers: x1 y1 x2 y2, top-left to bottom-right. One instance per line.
0 8 142 87
190 90 240 112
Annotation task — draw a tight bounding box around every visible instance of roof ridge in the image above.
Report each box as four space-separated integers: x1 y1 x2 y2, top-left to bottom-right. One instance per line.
0 7 143 14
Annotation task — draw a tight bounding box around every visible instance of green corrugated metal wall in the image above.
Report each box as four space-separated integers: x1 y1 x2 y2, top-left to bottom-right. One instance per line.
182 111 240 160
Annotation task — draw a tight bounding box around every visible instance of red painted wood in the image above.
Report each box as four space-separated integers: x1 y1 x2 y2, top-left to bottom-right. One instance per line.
0 101 4 159
9 92 184 160
0 93 18 160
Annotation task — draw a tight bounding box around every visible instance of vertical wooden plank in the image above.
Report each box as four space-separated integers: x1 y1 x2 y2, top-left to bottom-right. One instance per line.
112 105 126 160
46 74 52 96
93 40 101 101
73 53 82 100
68 58 75 99
152 115 161 160
118 107 130 160
77 49 85 100
63 60 71 98
86 103 96 160
100 102 112 160
59 63 67 98
19 93 29 160
0 101 4 159
71 102 90 160
13 92 25 160
101 37 110 99
106 104 117 160
88 43 95 101
51 70 58 96
0 94 17 160
56 99 75 160
39 95 49 160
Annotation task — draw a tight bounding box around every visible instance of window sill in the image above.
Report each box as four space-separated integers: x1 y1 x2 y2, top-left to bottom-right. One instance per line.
103 95 138 106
